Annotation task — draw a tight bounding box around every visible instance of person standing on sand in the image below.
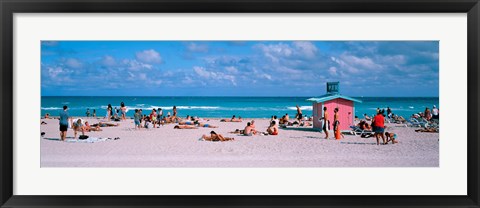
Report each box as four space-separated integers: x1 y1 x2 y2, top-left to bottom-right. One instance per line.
157 108 163 125
295 105 303 122
59 105 70 141
107 104 113 121
432 105 439 120
322 106 330 139
134 109 141 129
150 109 157 128
372 111 386 145
172 105 177 118
93 109 96 118
333 108 343 140
120 102 127 121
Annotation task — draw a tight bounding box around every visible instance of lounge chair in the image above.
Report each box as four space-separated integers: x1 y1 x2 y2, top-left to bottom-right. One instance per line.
406 118 428 128
350 126 374 137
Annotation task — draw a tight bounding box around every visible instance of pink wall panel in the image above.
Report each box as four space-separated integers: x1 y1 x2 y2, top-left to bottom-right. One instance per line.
312 98 354 131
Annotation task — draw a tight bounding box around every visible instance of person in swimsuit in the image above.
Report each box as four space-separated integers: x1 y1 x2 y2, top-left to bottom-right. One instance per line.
322 107 330 139
267 121 279 135
85 121 102 132
243 122 256 136
201 131 234 142
333 108 342 140
385 132 398 144
106 104 113 121
178 120 195 125
197 123 218 128
296 105 303 122
150 109 157 128
174 125 198 129
120 102 127 121
72 118 86 140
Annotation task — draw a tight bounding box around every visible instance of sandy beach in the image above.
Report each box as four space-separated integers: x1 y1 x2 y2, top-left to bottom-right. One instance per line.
40 117 439 167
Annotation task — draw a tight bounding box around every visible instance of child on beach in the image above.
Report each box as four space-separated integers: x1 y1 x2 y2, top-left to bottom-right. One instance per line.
385 132 398 144
134 109 142 129
120 102 127 121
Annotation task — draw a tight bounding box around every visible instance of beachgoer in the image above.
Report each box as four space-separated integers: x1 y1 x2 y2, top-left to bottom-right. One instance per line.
385 132 398 144
178 120 195 125
85 121 102 131
72 118 86 140
107 104 112 121
172 106 177 118
59 105 70 141
197 122 218 128
296 105 303 121
322 107 330 139
121 102 127 121
85 108 90 117
273 115 279 128
93 109 96 117
157 108 163 125
44 113 50 119
333 108 342 140
134 109 141 129
424 107 432 121
250 120 256 129
244 122 256 136
372 111 386 145
364 113 371 121
432 105 439 120
174 125 198 129
201 131 234 142
267 121 279 135
114 107 119 118
387 107 392 118
150 109 157 128
91 122 119 127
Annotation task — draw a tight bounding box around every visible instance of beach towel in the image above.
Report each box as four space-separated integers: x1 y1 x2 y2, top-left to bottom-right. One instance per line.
65 137 108 143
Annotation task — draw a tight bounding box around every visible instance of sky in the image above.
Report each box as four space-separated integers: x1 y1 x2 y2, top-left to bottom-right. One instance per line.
41 41 439 97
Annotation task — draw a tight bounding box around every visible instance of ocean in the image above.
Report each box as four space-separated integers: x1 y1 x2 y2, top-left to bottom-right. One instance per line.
41 96 439 119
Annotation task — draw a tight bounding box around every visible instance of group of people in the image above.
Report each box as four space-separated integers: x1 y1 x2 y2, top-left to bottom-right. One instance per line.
59 105 119 141
238 119 279 136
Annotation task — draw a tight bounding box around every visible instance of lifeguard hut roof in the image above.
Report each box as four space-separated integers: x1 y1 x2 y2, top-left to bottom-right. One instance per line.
306 94 362 103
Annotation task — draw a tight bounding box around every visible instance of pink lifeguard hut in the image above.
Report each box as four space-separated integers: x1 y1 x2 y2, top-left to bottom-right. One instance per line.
306 82 362 131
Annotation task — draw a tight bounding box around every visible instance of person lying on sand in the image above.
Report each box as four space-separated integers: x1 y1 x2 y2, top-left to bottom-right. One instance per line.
85 121 102 132
229 129 245 134
178 120 195 125
220 115 243 122
415 127 438 133
201 131 234 142
91 122 119 127
385 132 398 144
174 125 198 129
196 123 218 128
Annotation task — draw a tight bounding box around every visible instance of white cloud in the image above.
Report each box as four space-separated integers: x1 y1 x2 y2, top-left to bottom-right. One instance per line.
136 49 162 63
225 66 238 73
102 55 117 66
328 66 337 75
293 41 318 58
193 66 236 86
186 43 209 53
122 59 153 71
65 58 83 68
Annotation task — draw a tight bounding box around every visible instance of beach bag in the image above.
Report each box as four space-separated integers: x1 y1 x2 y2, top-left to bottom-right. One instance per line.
79 135 89 140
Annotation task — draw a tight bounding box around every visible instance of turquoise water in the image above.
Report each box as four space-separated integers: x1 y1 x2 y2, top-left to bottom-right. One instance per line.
41 96 439 119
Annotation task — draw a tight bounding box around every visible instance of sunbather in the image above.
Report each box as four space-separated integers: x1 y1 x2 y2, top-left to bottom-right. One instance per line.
201 131 234 141
72 118 86 139
244 122 257 136
91 122 119 127
267 121 279 135
85 121 102 131
174 125 198 129
415 127 438 133
197 123 218 128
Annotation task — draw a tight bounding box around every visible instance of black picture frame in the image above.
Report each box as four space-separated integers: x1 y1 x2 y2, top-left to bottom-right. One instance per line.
1 0 479 207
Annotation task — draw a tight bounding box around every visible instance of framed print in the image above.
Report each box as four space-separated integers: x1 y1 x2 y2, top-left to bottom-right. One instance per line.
1 0 479 207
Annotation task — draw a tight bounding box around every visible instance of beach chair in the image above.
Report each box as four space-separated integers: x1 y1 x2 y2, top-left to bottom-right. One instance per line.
406 118 428 128
350 126 374 137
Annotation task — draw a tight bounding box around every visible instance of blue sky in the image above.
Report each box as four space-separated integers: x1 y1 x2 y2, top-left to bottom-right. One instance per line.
41 41 439 97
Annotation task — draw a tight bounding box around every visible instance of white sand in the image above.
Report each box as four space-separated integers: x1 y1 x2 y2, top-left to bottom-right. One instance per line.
40 118 439 167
